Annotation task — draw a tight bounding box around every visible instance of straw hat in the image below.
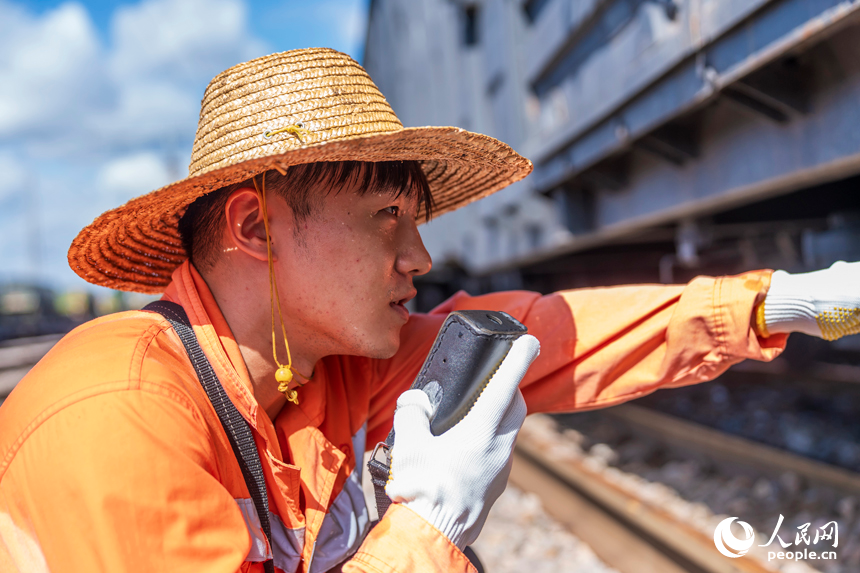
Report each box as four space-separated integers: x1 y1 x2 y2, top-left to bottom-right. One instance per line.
68 47 532 294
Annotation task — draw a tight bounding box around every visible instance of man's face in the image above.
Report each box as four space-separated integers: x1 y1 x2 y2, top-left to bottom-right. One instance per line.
267 180 432 360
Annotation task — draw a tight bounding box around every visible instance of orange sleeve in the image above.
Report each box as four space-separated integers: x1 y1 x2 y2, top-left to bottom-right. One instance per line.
0 385 250 573
366 270 787 444
343 504 475 573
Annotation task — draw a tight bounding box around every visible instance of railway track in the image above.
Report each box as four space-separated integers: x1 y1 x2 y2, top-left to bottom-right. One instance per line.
511 406 859 573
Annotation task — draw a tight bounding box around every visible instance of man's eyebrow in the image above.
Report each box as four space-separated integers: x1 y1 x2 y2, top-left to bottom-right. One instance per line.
367 184 415 199
357 172 419 200
320 160 433 218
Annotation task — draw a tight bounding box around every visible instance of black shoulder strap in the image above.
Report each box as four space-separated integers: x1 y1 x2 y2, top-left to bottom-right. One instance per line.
144 301 275 573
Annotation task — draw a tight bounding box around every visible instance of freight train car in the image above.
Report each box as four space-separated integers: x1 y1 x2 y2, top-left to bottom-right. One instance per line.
364 0 860 319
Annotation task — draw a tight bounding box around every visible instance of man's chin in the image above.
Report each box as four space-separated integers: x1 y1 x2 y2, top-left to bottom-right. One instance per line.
338 324 404 360
360 332 402 360
367 341 400 360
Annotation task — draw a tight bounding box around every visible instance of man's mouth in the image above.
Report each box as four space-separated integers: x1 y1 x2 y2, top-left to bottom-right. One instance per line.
390 290 417 321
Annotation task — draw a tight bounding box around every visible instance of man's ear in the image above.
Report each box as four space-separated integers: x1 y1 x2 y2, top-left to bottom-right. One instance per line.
224 187 273 262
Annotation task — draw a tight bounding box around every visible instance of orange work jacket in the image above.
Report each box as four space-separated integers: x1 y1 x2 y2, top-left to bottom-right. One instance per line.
0 262 786 572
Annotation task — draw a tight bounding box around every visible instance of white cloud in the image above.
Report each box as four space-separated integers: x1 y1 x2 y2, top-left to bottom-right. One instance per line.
98 0 267 147
96 151 173 205
0 1 105 138
110 0 263 84
87 80 200 151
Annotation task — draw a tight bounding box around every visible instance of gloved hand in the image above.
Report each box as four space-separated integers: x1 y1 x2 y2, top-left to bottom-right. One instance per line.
385 334 540 549
760 261 860 340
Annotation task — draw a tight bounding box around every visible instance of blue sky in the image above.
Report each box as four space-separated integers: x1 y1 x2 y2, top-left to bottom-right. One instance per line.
20 0 369 60
0 0 369 291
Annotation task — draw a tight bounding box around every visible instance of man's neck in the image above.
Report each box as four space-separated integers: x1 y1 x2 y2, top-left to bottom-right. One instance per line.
203 265 320 422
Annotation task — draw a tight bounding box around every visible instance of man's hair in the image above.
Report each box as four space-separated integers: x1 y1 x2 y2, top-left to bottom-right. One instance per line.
178 161 432 271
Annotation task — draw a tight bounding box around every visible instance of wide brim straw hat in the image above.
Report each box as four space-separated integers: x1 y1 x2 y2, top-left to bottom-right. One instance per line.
68 48 533 294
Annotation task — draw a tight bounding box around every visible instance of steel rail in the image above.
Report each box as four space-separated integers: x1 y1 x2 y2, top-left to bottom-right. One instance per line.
604 403 860 496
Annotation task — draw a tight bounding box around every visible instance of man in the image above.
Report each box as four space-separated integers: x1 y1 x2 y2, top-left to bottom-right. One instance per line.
0 48 857 573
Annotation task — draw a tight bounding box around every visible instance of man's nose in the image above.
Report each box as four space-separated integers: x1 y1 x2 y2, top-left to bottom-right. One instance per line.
396 220 433 277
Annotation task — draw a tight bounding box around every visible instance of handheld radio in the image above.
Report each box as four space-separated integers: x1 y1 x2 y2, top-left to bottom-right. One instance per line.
367 310 528 516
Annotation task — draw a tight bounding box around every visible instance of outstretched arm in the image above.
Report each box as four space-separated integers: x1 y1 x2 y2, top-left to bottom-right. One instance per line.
368 268 785 441
517 269 785 414
368 271 787 434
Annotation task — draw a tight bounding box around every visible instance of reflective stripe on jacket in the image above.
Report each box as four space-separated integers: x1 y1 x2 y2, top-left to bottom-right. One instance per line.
0 262 786 572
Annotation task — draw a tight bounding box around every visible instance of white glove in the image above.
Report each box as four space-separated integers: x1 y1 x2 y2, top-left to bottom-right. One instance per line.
763 261 860 340
385 335 540 549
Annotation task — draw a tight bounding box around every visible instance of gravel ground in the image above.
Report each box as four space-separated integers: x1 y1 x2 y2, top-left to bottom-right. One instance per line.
551 409 858 573
361 452 620 572
636 368 860 472
472 485 620 573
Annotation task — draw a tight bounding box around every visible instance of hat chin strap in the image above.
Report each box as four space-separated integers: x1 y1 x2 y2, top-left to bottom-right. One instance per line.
253 173 312 405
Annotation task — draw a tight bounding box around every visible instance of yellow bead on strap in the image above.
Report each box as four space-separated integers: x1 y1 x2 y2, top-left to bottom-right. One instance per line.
275 367 293 392
816 306 860 341
275 368 299 405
